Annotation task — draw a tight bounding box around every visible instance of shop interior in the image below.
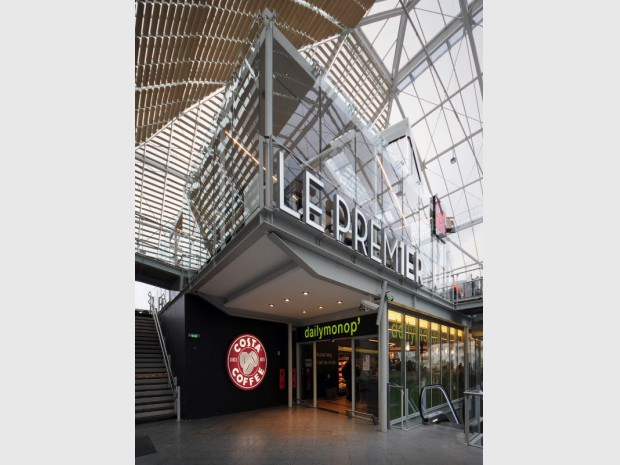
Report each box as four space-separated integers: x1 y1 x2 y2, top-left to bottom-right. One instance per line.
299 337 379 417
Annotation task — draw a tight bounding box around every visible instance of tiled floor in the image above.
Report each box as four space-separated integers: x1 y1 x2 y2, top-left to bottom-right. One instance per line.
135 405 483 465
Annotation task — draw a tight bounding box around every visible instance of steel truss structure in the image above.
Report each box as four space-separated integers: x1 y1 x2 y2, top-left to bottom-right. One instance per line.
134 0 483 283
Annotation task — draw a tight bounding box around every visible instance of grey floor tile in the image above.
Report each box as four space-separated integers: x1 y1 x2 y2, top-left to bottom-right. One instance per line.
135 405 482 465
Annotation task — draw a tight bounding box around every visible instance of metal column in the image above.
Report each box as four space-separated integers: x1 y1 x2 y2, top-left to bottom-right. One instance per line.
377 280 388 432
263 11 274 208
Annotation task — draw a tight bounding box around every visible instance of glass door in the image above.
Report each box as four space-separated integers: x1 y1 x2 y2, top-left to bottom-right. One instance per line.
404 315 419 417
354 337 378 416
300 343 314 404
388 311 403 421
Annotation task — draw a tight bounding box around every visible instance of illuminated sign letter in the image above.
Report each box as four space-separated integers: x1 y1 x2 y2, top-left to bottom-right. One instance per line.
332 194 351 243
382 231 400 271
405 244 417 282
277 151 301 219
367 219 382 264
353 208 368 256
304 170 324 233
415 252 422 284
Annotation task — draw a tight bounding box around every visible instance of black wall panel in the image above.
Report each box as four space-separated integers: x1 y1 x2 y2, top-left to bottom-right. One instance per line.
182 294 289 419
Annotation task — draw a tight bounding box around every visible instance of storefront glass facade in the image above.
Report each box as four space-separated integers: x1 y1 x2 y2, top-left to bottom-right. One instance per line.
388 309 468 424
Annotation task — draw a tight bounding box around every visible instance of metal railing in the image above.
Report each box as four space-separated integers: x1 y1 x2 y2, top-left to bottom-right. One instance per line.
463 388 483 447
388 383 417 430
148 292 179 418
419 384 460 425
136 212 209 271
432 277 483 303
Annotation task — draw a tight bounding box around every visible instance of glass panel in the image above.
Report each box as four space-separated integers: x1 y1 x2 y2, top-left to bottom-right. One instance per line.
450 327 457 400
440 325 450 400
457 329 465 399
355 338 379 417
478 339 483 389
388 310 404 421
187 45 260 258
419 319 430 409
404 315 419 415
430 322 441 407
315 340 338 405
469 335 482 389
300 344 314 403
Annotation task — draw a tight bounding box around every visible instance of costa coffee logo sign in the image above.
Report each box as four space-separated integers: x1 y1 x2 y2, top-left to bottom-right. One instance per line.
226 334 268 391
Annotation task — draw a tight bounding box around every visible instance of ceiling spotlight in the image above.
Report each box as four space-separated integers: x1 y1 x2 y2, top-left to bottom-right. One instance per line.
318 306 323 309
302 310 307 314
450 156 457 164
268 304 274 308
302 291 309 296
284 298 291 302
337 300 343 304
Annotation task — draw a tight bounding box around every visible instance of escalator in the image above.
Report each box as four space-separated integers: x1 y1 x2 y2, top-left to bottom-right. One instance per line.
419 384 462 429
419 384 483 447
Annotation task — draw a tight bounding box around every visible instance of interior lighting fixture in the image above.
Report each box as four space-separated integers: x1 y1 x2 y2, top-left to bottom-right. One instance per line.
302 310 307 314
450 156 457 164
284 298 291 302
302 291 309 296
318 306 323 309
337 300 343 304
269 304 274 308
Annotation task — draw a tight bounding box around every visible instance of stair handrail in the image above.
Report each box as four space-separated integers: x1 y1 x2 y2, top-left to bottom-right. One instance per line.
148 293 178 406
418 383 460 425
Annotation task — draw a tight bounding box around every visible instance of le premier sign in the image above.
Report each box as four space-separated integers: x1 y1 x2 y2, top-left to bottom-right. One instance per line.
276 151 422 284
226 334 268 391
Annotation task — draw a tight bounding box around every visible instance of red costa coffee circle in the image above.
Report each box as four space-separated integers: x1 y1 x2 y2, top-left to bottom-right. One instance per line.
226 334 268 391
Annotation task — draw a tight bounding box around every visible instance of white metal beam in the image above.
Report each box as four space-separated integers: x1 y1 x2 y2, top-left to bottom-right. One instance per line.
458 0 483 98
357 0 419 27
395 0 482 85
445 235 482 268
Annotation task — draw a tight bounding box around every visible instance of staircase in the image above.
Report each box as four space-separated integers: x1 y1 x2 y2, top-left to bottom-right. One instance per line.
135 310 176 423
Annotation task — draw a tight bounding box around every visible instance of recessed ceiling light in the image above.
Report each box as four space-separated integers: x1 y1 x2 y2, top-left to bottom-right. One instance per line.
302 310 307 314
337 300 342 304
318 306 323 309
268 304 274 307
302 291 309 296
284 298 291 302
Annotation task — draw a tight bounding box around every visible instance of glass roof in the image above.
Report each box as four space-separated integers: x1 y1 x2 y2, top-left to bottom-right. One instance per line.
134 0 483 281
